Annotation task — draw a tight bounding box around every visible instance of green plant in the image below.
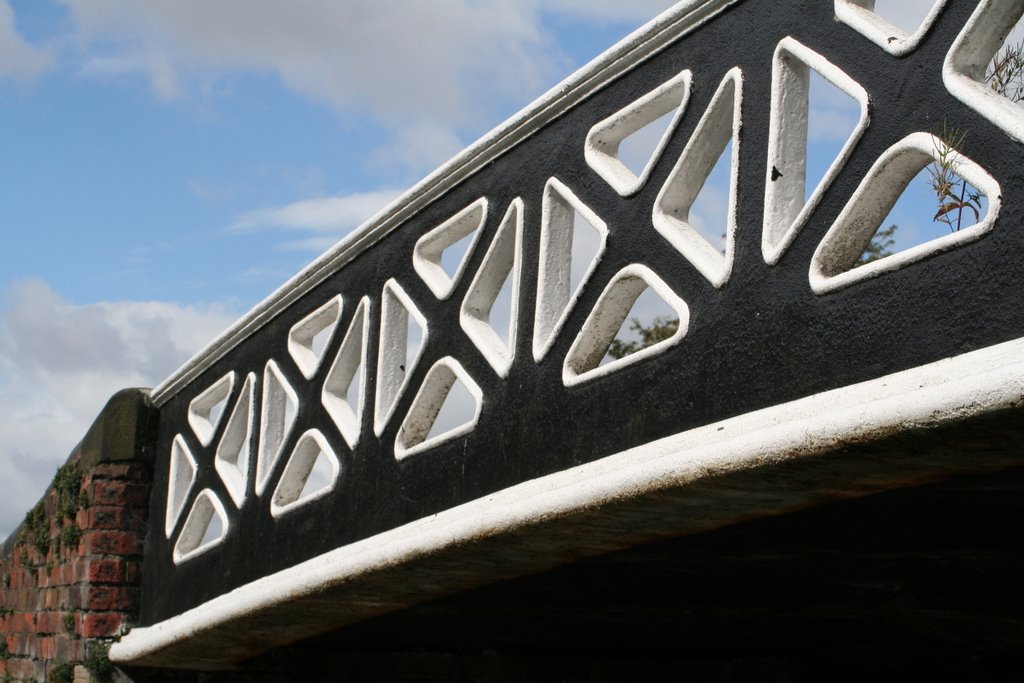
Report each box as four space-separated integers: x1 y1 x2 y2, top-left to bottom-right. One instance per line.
60 524 81 550
23 502 50 557
856 224 898 266
64 612 76 633
0 638 10 660
85 641 114 681
988 37 1024 103
929 125 982 233
49 660 74 683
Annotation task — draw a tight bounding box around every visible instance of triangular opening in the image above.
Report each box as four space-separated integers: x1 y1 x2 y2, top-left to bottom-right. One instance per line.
460 199 522 377
585 70 692 196
322 297 369 449
271 429 340 517
187 372 235 447
868 0 937 35
215 372 255 508
653 68 742 288
395 358 482 460
374 280 429 436
288 295 342 381
165 434 197 537
811 132 1001 293
534 178 608 362
173 490 229 564
413 198 489 300
763 39 868 265
603 287 681 365
256 360 299 496
564 265 689 386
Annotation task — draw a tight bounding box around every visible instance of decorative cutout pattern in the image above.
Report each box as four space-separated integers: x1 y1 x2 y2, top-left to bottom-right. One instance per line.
460 198 523 378
653 68 743 288
835 0 948 57
395 357 482 460
173 489 229 564
215 372 255 508
534 177 608 362
288 295 342 381
256 360 299 496
944 0 1024 143
187 372 234 447
165 435 197 538
413 198 489 300
585 70 692 196
322 297 371 450
763 38 869 265
374 279 428 436
563 265 690 386
270 429 341 517
810 132 1001 293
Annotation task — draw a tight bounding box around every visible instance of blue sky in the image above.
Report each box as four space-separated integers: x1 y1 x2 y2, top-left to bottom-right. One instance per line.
0 0 973 537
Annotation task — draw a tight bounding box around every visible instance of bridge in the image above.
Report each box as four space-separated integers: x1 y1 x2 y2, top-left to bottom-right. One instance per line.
3 0 1024 679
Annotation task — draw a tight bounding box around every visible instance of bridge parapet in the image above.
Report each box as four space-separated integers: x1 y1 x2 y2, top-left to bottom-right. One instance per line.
113 0 1024 668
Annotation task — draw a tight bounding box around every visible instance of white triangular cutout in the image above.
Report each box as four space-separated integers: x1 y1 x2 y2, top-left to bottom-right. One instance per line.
255 360 299 496
810 132 1001 294
187 372 235 447
322 297 370 449
763 38 869 265
835 0 946 56
585 70 692 196
460 198 523 378
270 429 340 517
165 434 197 538
288 295 343 380
395 357 482 460
602 288 682 366
653 68 742 289
563 265 690 387
413 198 489 300
215 372 255 508
173 489 229 564
374 279 429 437
533 177 608 362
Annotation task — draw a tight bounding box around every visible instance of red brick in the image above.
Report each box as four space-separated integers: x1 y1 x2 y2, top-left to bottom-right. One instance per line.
92 481 148 507
86 585 135 611
38 636 56 660
87 505 125 530
86 559 124 584
81 612 121 638
83 530 140 556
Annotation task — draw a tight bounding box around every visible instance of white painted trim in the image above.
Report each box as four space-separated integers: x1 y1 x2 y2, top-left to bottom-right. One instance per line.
164 435 197 539
943 0 1024 144
762 37 870 266
459 198 523 378
394 357 483 461
255 360 299 497
412 198 489 300
562 264 690 387
584 70 693 197
533 177 609 363
270 429 341 518
287 295 343 381
149 0 744 407
114 336 1024 662
322 297 371 450
373 279 429 437
810 132 1002 294
834 0 949 57
214 372 256 509
652 67 742 288
186 372 235 448
173 489 230 565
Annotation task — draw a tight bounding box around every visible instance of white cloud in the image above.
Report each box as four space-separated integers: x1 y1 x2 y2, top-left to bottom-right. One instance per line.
230 189 401 251
0 279 238 539
0 0 52 81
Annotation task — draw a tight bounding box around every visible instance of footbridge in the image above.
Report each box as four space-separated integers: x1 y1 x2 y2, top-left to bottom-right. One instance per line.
9 0 1024 678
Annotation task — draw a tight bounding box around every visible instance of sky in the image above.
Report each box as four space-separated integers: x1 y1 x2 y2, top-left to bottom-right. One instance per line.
0 0 985 538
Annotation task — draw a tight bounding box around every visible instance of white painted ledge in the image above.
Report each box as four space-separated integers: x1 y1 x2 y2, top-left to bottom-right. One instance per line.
114 336 1024 668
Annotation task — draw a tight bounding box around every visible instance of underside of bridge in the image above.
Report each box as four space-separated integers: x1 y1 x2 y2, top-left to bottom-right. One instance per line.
121 409 1024 682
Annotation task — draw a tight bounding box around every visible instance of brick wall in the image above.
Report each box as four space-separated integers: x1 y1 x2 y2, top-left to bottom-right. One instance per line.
0 390 157 683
